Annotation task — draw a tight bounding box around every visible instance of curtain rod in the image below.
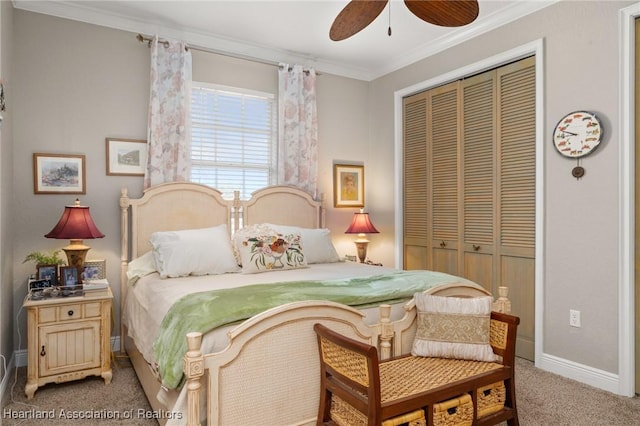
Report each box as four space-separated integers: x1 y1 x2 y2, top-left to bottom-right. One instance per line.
135 34 318 74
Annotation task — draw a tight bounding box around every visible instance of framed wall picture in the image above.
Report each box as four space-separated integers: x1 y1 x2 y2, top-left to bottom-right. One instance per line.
33 153 86 194
333 164 364 208
82 259 106 281
36 264 58 286
106 138 147 176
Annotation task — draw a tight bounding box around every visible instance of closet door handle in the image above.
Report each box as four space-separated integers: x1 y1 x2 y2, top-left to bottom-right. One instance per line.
440 241 446 248
40 346 46 357
473 244 481 251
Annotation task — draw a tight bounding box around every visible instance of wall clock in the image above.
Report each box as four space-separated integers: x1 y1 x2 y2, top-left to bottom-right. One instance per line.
552 110 603 178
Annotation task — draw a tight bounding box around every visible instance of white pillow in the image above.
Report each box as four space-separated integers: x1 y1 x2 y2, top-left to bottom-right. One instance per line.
411 293 497 362
126 251 157 285
235 226 307 273
150 224 240 278
266 224 340 264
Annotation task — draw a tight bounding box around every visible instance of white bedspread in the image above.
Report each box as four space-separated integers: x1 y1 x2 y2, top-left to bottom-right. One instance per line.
123 261 408 367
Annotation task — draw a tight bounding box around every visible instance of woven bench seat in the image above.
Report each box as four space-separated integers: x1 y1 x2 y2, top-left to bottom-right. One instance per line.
379 357 503 403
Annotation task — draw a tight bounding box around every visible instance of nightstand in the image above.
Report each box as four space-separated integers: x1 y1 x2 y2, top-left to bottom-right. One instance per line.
23 287 113 399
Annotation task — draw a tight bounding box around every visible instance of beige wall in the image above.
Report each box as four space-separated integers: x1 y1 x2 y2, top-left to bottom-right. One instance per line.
368 0 632 375
0 0 14 397
10 10 370 350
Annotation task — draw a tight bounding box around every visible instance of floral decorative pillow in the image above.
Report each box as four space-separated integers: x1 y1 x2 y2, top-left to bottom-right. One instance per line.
237 230 307 273
266 224 340 264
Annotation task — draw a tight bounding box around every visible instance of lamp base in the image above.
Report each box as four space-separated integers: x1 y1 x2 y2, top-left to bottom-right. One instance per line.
354 240 369 263
62 239 90 272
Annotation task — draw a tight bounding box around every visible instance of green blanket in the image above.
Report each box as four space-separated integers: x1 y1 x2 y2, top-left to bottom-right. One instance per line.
153 270 475 389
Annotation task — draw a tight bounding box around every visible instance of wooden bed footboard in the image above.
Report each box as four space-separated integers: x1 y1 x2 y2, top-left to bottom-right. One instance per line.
181 284 507 426
182 301 393 426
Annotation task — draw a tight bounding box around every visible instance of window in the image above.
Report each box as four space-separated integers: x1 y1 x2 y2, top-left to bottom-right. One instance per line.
191 82 277 200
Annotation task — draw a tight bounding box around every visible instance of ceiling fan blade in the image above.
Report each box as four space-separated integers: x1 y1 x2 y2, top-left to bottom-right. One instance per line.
330 0 389 41
405 0 479 27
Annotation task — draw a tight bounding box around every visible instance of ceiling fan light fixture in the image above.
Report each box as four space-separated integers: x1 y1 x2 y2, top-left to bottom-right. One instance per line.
330 0 479 41
404 0 479 27
330 0 388 41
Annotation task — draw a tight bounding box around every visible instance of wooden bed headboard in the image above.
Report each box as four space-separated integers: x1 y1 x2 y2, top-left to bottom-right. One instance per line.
119 182 325 339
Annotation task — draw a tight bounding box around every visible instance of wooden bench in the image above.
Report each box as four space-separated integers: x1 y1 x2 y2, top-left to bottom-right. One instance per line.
315 311 520 426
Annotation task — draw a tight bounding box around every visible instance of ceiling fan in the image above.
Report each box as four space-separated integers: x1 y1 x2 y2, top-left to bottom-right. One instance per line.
329 0 480 41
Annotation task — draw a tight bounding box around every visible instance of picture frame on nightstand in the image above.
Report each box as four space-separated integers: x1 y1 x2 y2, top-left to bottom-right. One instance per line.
82 259 106 281
36 264 58 286
60 266 83 296
61 266 80 286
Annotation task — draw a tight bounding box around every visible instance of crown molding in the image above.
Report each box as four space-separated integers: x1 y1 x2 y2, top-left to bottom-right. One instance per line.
13 0 557 82
372 0 558 80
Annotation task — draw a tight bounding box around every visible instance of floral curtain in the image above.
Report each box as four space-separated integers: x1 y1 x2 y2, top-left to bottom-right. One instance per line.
278 64 318 197
144 37 192 189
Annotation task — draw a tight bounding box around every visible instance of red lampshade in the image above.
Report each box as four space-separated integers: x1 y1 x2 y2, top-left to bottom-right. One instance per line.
345 211 379 235
45 199 105 240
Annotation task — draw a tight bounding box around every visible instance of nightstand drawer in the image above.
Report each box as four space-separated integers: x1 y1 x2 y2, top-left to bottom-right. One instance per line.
58 304 83 321
39 302 101 323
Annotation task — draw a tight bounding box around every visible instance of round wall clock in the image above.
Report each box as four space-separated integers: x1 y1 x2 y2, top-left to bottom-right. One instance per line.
552 111 603 158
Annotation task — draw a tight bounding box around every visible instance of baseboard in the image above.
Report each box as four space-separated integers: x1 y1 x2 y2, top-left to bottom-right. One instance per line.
14 336 121 368
538 352 621 395
0 352 16 408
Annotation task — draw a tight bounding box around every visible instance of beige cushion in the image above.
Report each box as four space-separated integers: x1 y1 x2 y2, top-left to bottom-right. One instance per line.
411 293 497 362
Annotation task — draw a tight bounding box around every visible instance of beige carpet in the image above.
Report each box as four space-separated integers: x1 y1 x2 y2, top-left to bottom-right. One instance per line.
2 356 640 425
2 354 156 425
513 357 640 426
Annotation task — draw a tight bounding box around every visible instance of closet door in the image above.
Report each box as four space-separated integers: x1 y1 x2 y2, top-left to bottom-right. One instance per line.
403 92 428 270
461 71 496 292
496 56 536 359
401 56 536 360
428 82 460 276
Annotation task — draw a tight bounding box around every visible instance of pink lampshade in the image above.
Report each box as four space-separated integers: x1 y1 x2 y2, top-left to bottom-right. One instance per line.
45 199 105 240
345 211 379 235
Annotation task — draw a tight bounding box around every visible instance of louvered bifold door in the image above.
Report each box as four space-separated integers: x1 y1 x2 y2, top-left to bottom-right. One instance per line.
497 56 536 360
428 82 460 275
461 71 496 292
403 93 428 270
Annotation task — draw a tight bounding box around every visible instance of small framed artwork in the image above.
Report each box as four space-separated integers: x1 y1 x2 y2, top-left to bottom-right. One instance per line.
106 138 147 176
33 153 86 194
60 266 80 287
333 164 364 208
82 259 106 281
36 264 58 286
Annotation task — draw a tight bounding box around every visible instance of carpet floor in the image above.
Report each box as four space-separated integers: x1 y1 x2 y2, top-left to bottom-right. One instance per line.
2 354 155 425
2 356 640 425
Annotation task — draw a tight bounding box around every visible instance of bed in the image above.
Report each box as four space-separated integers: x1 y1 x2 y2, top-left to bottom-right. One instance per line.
119 182 505 426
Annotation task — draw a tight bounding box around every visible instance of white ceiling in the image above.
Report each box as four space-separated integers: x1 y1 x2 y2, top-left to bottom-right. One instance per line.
13 0 555 81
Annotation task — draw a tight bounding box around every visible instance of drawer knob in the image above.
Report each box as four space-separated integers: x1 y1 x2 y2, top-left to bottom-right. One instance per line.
40 346 46 357
67 310 74 316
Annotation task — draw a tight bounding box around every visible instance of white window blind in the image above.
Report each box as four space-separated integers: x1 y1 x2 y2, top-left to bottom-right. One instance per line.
191 82 276 200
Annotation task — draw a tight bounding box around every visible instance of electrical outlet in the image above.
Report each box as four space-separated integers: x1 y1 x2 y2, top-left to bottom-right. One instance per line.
569 309 581 327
